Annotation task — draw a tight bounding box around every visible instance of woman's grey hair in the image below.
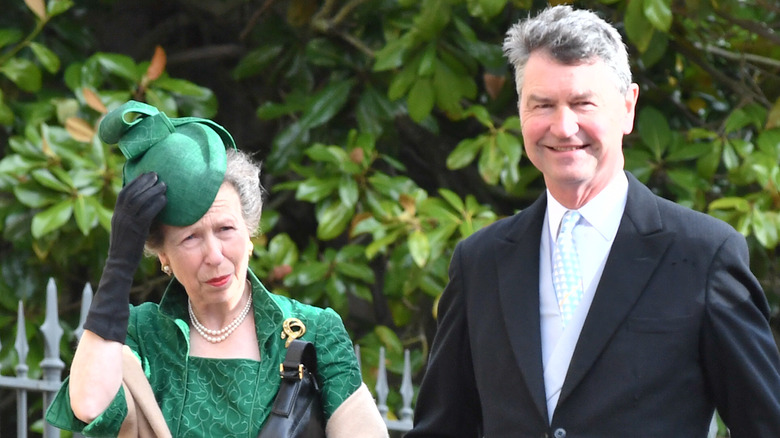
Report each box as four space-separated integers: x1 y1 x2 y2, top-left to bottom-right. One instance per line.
503 5 632 96
145 148 264 254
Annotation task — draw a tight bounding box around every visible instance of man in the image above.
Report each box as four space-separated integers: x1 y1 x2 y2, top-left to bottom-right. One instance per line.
406 5 780 437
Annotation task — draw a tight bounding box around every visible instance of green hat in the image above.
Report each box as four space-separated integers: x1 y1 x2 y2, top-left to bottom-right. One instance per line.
99 100 237 226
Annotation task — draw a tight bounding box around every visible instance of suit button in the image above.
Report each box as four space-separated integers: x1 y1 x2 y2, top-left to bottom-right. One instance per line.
553 428 567 438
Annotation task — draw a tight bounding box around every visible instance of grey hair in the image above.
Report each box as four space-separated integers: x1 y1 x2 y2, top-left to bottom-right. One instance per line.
145 148 264 254
223 148 264 237
503 5 632 96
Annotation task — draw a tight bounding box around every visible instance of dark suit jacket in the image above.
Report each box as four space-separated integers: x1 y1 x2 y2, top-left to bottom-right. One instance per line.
406 173 780 438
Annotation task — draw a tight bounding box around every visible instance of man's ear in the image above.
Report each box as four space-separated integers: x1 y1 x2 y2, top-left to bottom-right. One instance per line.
623 83 639 135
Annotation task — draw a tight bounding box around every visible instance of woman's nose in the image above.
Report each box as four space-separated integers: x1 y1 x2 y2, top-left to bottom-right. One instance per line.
202 235 224 265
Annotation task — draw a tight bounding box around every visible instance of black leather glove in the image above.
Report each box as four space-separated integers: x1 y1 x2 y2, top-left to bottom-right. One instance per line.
83 172 167 342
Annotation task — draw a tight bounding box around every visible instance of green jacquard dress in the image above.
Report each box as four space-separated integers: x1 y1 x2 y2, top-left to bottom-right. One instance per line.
46 270 363 437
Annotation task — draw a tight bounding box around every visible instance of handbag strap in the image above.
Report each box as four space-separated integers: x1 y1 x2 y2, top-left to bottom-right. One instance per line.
280 339 318 381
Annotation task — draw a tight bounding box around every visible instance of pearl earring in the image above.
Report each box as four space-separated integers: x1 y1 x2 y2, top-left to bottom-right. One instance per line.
162 265 172 276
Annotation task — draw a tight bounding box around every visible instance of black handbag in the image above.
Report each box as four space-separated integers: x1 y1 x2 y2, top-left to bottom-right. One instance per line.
258 338 326 438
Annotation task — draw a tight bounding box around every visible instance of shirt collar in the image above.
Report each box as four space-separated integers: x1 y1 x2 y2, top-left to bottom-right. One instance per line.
546 172 628 241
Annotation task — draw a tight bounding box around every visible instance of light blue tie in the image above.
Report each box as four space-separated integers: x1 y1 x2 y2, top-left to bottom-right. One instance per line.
553 210 583 328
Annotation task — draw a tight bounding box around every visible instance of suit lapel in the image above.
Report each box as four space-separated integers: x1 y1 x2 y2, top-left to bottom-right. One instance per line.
495 195 549 421
558 173 675 404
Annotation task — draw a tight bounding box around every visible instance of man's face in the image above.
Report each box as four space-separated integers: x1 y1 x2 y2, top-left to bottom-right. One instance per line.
519 52 638 205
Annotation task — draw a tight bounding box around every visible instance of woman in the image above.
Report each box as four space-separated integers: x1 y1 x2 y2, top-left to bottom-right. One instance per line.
46 101 387 437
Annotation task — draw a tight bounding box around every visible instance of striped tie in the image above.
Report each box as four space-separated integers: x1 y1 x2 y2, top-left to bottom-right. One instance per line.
553 210 583 328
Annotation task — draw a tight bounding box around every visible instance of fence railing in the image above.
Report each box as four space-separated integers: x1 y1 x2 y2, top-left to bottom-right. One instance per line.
0 278 414 437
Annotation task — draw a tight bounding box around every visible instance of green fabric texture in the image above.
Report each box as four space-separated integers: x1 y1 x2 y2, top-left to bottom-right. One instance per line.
98 100 237 226
45 270 363 437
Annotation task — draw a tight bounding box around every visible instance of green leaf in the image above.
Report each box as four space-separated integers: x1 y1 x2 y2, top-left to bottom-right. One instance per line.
412 0 451 40
12 183 61 208
366 228 403 259
388 62 419 101
419 198 460 224
464 105 492 127
666 142 712 162
299 80 354 129
31 199 73 238
751 208 778 249
433 58 464 115
89 196 113 231
306 38 353 68
335 261 375 283
467 0 507 19
373 37 408 72
478 136 501 185
724 108 758 133
316 200 354 240
0 100 12 125
637 107 671 159
407 78 435 123
722 141 740 170
697 139 722 179
29 42 60 73
292 262 330 285
453 18 506 71
94 53 139 82
438 188 465 212
374 325 403 354
756 129 780 157
0 153 41 175
339 175 359 208
153 78 213 99
418 43 437 77
643 0 672 32
232 45 284 79
625 0 655 52
729 138 754 159
0 29 23 50
266 121 309 173
256 99 304 120
639 31 668 68
496 130 522 164
305 144 348 164
73 194 97 235
31 169 71 193
296 177 340 202
709 197 750 213
49 0 75 16
447 136 484 170
325 277 348 313
0 57 42 92
356 85 401 136
408 229 430 267
267 233 299 266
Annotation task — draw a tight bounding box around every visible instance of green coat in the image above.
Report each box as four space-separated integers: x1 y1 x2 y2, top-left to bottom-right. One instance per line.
46 270 362 437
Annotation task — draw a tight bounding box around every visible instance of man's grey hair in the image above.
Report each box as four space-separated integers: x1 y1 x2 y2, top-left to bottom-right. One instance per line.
503 5 632 96
145 148 264 254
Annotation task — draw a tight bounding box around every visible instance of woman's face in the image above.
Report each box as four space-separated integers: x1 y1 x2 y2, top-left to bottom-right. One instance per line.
157 182 252 306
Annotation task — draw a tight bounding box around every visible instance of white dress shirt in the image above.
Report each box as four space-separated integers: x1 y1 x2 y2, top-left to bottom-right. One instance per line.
540 172 628 423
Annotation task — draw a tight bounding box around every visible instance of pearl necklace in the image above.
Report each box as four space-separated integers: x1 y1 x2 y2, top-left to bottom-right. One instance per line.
188 287 253 343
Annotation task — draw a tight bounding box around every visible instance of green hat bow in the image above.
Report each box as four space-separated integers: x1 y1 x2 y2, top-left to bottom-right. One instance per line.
99 100 237 226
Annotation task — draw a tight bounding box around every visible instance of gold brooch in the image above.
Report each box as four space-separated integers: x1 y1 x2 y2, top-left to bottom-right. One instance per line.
281 317 306 347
